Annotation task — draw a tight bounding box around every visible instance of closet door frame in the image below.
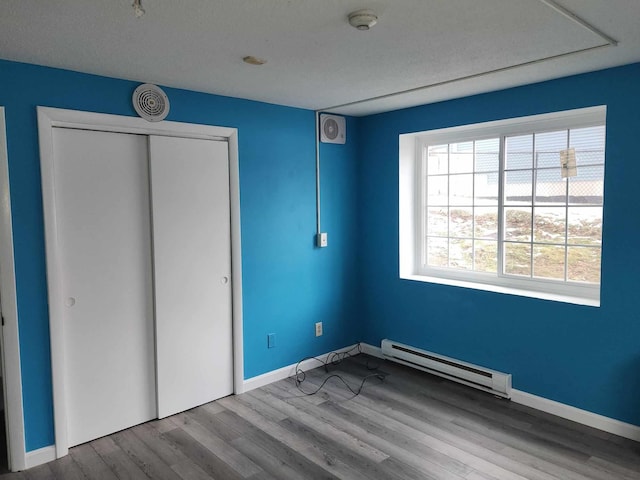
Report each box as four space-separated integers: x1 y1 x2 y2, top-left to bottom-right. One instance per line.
37 106 244 459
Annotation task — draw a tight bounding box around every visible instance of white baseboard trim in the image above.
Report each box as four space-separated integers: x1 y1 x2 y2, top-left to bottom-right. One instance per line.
24 445 56 470
242 344 360 393
511 389 640 442
362 342 640 442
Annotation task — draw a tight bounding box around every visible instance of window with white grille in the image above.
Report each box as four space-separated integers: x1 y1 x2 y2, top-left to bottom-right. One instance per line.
400 107 606 305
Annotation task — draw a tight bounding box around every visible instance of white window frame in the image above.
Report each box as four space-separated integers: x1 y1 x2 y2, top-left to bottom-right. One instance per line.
399 106 606 307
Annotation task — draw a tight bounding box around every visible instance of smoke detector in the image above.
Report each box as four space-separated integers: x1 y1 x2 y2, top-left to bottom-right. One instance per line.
348 9 378 31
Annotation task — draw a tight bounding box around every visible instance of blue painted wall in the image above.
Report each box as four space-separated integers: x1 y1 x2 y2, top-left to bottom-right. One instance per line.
3 56 640 452
358 63 640 427
0 59 361 451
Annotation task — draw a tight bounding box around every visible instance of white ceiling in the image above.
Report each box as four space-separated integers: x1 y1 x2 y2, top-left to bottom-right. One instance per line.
1 1 639 116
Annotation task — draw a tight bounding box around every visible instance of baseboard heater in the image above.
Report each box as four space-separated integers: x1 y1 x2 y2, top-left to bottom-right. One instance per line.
381 339 512 398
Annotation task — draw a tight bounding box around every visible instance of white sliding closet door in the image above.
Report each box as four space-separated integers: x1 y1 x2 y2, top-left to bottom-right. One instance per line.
52 128 156 447
149 136 233 418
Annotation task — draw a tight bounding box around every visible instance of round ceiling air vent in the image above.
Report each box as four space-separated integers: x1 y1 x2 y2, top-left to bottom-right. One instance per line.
132 84 170 122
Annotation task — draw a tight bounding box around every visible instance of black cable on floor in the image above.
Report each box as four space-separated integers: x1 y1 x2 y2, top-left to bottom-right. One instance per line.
292 343 386 397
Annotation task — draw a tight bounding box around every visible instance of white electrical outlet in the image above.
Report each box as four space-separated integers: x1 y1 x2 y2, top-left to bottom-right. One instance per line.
315 322 323 337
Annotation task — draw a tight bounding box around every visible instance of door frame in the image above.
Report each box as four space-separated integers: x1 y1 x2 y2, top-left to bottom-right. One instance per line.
37 107 244 459
0 107 28 471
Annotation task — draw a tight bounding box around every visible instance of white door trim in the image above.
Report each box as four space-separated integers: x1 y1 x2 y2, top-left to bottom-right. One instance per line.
0 107 27 471
37 107 244 459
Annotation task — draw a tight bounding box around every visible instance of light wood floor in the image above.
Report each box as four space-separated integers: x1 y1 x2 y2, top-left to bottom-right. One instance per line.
2 354 639 479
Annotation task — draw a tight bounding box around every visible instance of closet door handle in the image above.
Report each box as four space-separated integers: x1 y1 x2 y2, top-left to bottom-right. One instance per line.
221 276 230 285
65 297 76 307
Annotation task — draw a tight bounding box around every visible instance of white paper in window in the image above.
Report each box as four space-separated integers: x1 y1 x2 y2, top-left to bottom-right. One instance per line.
560 148 577 178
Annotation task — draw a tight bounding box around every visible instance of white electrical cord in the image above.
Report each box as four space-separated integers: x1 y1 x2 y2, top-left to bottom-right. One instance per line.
315 110 321 236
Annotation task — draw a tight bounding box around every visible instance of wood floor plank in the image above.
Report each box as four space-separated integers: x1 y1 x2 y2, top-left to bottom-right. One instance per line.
280 415 429 480
267 382 473 480
22 464 55 480
111 429 181 480
317 399 474 477
184 406 243 443
321 399 516 480
367 358 638 470
169 461 215 480
162 426 245 480
316 369 596 480
338 359 540 443
296 444 383 480
276 411 386 480
134 425 225 480
278 385 468 480
47 455 87 480
450 415 622 480
69 443 119 480
248 387 389 464
3 353 639 480
151 417 180 434
465 471 502 480
583 456 640 480
379 456 445 480
525 415 640 468
0 473 26 480
341 362 640 480
213 407 343 479
91 436 150 480
265 377 333 406
302 363 589 480
235 388 292 420
216 393 352 479
130 422 188 469
215 397 321 453
199 401 225 415
172 412 263 478
230 435 334 480
245 471 280 480
364 362 532 430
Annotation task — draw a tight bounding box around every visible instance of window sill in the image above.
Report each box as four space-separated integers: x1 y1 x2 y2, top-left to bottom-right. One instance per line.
400 274 600 307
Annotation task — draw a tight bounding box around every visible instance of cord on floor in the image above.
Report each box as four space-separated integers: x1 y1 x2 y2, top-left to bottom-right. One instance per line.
292 343 387 397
